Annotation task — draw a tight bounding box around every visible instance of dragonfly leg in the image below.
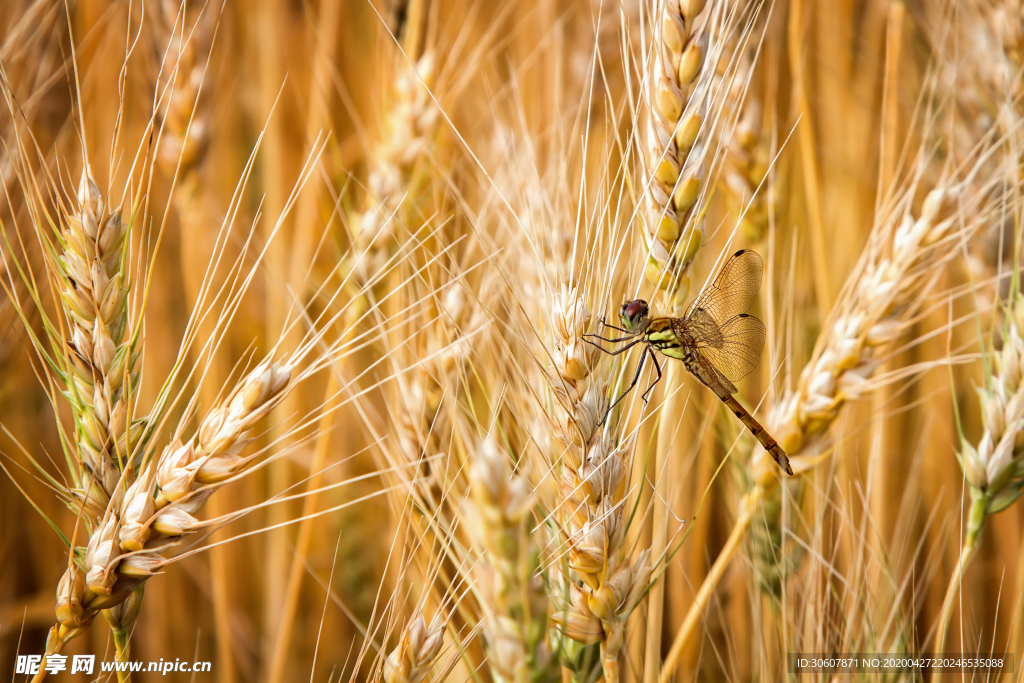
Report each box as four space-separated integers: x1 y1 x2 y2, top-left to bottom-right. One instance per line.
599 346 648 426
584 337 644 356
641 352 663 403
599 317 631 334
581 327 634 344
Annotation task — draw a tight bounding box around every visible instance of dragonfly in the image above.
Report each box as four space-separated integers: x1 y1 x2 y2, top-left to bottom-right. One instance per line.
584 249 792 475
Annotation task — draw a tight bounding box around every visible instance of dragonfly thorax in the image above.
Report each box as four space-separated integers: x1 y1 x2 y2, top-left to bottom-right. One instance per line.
643 318 690 355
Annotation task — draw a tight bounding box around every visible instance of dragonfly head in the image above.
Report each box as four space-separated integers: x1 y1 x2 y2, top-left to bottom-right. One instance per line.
618 299 650 334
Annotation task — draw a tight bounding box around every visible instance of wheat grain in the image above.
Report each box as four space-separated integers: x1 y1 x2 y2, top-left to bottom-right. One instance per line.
382 610 446 683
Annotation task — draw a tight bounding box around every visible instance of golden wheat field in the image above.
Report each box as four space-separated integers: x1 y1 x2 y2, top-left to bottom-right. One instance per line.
0 0 1022 681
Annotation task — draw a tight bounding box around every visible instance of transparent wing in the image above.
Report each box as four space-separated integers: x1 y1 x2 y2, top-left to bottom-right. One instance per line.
694 313 766 383
676 307 722 348
691 352 738 395
685 249 763 327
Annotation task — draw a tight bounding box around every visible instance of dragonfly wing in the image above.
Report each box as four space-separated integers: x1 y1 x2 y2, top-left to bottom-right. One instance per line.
675 308 722 348
695 313 766 382
685 249 763 324
691 353 738 395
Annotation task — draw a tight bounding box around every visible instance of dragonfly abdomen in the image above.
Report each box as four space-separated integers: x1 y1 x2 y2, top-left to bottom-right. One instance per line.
719 393 794 476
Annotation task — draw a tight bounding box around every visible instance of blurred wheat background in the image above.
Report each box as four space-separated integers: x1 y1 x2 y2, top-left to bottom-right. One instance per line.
0 0 1022 681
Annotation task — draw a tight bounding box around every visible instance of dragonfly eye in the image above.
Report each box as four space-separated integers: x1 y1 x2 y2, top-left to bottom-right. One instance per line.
619 299 649 332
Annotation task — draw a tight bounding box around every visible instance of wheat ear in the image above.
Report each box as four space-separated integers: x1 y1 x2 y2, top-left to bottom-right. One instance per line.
345 53 440 321
548 290 652 683
466 434 554 681
644 0 712 311
766 187 962 469
723 93 770 245
925 1 1023 308
640 2 724 674
59 171 136 529
937 295 1024 650
154 0 213 189
32 169 142 680
44 357 293 673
